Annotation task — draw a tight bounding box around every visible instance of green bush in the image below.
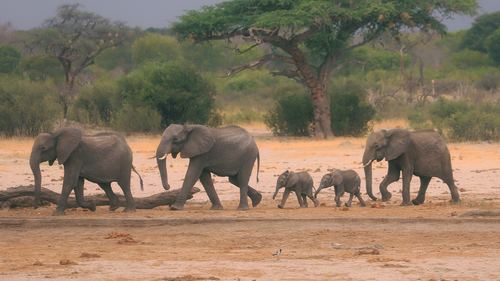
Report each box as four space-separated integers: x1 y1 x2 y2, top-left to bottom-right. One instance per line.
115 60 221 129
264 90 376 137
70 79 116 126
264 93 314 136
408 98 500 141
0 77 60 136
330 91 376 137
113 104 162 133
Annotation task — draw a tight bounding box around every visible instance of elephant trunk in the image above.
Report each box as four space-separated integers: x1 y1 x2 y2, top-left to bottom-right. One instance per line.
314 184 324 198
363 149 377 201
29 154 42 209
364 162 377 201
157 157 170 190
272 185 281 199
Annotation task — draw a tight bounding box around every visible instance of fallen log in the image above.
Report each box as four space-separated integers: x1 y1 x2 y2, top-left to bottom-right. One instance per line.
0 185 201 210
458 210 500 217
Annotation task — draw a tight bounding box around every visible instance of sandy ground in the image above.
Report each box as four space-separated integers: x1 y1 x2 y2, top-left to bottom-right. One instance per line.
1 122 500 280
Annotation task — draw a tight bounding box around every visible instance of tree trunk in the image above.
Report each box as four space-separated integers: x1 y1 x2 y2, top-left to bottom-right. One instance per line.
0 185 201 210
310 86 334 139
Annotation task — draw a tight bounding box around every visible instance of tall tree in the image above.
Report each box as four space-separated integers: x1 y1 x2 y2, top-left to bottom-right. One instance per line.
24 4 141 90
459 11 500 53
172 0 478 138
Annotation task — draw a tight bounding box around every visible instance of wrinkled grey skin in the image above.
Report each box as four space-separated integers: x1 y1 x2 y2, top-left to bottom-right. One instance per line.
30 127 143 216
362 129 460 206
315 170 366 207
273 170 319 209
155 124 261 211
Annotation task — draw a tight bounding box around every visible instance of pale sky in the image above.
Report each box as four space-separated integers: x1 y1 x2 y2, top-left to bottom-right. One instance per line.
1 0 499 31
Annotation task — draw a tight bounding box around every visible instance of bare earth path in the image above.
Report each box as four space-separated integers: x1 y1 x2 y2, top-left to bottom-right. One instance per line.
1 123 500 280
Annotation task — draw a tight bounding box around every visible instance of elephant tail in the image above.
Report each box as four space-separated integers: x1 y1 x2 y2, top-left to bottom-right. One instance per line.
256 152 260 183
132 165 144 191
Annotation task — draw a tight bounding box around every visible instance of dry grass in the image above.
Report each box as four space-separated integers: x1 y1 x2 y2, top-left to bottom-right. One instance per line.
0 138 34 159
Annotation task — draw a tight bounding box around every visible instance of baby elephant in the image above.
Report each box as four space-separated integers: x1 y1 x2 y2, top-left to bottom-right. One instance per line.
315 170 366 207
273 170 320 209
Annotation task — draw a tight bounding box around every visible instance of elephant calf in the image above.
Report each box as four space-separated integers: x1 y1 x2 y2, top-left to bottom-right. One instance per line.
273 170 319 209
315 170 366 207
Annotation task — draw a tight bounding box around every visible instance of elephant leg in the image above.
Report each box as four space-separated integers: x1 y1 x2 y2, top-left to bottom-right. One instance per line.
306 188 319 207
400 170 413 206
301 193 308 207
53 168 80 216
412 176 431 205
171 161 204 210
117 175 136 213
295 189 306 208
379 162 400 202
442 174 461 204
334 185 344 207
98 183 120 211
228 175 261 210
74 178 96 212
199 171 223 210
354 186 366 207
345 191 356 207
278 189 291 209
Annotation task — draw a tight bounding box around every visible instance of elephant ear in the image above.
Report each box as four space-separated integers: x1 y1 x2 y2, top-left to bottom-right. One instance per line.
180 125 215 158
286 171 300 189
330 172 343 186
53 127 82 165
385 129 411 161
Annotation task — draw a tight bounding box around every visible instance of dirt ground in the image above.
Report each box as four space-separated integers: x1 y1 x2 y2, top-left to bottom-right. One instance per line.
1 122 500 280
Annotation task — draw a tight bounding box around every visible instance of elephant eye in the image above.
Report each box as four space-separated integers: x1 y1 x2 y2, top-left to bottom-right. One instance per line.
374 144 381 149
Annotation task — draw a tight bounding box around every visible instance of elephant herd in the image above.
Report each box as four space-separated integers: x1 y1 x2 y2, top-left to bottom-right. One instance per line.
30 125 461 216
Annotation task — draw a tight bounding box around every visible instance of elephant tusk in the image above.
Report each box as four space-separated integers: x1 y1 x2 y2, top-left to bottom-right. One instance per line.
363 159 374 168
157 154 168 160
147 155 157 159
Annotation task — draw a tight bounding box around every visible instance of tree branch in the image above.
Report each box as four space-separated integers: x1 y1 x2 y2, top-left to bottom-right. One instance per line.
219 54 295 77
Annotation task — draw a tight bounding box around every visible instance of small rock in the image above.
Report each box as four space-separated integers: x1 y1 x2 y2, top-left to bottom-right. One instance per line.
60 259 78 265
33 261 43 266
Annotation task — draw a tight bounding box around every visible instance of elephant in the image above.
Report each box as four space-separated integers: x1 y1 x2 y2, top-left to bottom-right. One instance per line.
273 170 319 209
362 129 460 206
30 127 143 216
155 124 262 211
314 170 366 207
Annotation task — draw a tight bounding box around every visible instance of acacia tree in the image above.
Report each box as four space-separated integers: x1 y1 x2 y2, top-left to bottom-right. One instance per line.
23 4 140 115
172 0 478 138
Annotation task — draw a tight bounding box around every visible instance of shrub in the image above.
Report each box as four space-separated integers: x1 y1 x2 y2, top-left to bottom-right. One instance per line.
408 98 500 141
115 60 222 129
264 93 314 136
0 77 60 136
330 91 377 137
113 104 162 133
264 90 376 137
70 79 116 126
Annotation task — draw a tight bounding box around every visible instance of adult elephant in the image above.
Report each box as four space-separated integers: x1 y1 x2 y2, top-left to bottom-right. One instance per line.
362 129 460 206
155 124 262 211
30 127 143 216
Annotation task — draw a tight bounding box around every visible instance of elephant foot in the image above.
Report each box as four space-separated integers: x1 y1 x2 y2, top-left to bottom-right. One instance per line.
277 204 284 209
411 199 423 205
237 204 250 211
122 207 136 213
399 201 413 206
344 203 351 207
170 203 184 211
250 192 262 207
88 200 96 212
381 193 392 202
209 204 224 210
451 198 461 205
109 198 120 211
52 209 66 216
360 202 366 207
